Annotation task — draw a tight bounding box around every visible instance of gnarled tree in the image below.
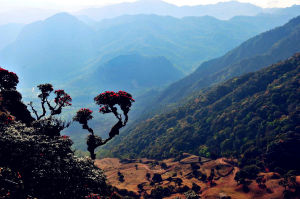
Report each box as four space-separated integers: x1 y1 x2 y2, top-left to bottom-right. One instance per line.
28 84 72 120
74 91 135 160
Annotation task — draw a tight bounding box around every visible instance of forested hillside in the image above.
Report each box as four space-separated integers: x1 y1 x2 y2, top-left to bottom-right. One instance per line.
101 16 300 160
105 53 300 174
154 15 300 106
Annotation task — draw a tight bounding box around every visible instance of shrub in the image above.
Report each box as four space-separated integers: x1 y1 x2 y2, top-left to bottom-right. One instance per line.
184 190 199 199
152 173 163 184
147 186 172 199
192 183 201 193
118 171 125 183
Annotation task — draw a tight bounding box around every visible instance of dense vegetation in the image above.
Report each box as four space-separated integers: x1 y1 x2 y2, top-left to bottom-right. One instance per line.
0 68 127 198
99 15 300 153
107 53 300 175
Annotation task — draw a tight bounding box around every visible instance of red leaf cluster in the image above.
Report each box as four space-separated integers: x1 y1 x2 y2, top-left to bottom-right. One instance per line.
54 89 72 106
61 135 70 139
73 108 93 124
0 67 19 90
0 114 13 125
94 91 134 114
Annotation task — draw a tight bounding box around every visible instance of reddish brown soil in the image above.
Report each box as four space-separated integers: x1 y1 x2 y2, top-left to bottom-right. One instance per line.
95 154 291 199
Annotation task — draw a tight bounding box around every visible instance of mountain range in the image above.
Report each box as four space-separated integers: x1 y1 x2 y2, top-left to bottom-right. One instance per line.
100 16 300 170
102 52 300 172
152 15 300 108
77 0 265 20
1 0 300 26
1 5 300 169
1 1 300 198
0 13 98 88
1 10 299 91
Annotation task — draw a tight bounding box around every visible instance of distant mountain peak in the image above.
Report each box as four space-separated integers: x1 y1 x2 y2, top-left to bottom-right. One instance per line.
45 12 79 23
40 12 92 30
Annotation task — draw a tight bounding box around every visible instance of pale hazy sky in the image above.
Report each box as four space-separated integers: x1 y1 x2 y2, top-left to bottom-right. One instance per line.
0 0 299 12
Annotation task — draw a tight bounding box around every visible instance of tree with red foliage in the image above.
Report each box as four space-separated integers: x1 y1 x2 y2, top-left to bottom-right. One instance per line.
0 67 116 199
0 67 33 124
0 67 18 91
74 91 135 160
28 84 72 120
0 113 13 125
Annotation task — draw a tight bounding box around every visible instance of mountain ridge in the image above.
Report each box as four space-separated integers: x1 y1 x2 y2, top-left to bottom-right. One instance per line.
152 15 300 106
3 12 296 90
77 0 264 20
0 12 97 87
102 53 300 173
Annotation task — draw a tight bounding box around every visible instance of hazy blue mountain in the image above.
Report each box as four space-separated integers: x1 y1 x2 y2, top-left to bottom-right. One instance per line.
152 15 300 106
92 14 296 73
1 11 299 90
94 54 183 91
272 4 300 16
0 23 23 50
69 54 183 94
77 0 263 20
0 13 97 87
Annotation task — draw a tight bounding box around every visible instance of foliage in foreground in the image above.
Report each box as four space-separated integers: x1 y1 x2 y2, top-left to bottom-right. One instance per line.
0 67 133 198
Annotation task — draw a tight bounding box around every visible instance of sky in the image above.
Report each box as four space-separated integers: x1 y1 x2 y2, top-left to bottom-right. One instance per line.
0 0 300 12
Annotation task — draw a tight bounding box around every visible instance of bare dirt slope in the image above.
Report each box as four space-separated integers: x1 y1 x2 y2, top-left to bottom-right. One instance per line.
95 154 288 199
